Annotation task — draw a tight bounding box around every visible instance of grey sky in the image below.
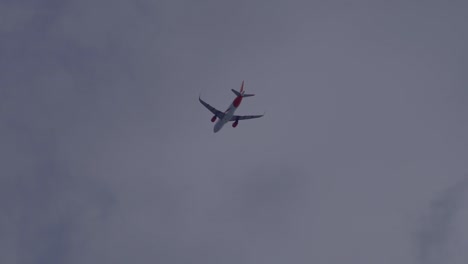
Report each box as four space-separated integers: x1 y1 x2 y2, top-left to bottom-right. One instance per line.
417 177 468 264
1 0 467 263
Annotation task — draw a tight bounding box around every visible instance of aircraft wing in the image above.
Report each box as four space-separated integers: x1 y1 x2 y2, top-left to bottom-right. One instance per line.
230 113 264 121
199 96 225 119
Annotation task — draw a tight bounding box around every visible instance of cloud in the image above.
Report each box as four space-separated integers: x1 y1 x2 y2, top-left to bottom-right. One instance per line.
415 177 468 264
1 0 468 263
0 127 116 264
0 3 47 33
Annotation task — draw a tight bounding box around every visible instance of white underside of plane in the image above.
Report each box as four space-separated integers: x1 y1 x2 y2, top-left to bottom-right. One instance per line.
213 102 237 133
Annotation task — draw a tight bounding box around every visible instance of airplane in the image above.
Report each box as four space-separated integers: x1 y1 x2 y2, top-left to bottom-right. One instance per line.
199 81 264 133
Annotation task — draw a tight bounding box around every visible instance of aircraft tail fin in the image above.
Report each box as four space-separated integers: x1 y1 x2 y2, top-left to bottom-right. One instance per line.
231 80 254 97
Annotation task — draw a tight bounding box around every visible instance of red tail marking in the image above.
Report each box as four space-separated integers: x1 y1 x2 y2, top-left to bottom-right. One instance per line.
233 96 242 108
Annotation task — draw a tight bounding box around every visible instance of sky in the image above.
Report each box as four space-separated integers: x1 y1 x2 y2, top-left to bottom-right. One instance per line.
1 0 468 263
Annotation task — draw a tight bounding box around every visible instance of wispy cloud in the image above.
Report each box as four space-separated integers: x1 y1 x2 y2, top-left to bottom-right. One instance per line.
416 177 468 264
1 0 468 263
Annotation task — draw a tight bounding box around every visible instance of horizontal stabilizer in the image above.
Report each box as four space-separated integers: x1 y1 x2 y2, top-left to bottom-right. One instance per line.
231 89 242 97
231 89 254 97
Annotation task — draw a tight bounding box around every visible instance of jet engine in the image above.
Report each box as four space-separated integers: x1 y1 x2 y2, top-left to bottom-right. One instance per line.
232 121 238 127
211 116 216 122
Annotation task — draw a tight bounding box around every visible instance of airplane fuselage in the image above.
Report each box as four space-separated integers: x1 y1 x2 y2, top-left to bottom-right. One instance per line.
213 96 242 133
200 80 263 132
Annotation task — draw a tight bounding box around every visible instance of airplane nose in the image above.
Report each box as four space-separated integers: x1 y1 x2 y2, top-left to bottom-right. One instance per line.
213 121 222 133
